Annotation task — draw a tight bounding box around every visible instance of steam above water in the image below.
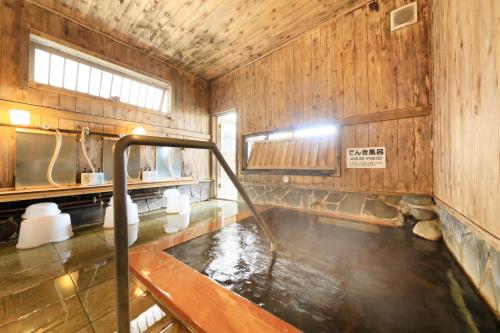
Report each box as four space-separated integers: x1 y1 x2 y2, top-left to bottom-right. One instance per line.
167 208 498 333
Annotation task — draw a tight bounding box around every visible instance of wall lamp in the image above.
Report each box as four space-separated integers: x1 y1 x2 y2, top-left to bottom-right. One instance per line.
9 109 31 126
132 127 146 135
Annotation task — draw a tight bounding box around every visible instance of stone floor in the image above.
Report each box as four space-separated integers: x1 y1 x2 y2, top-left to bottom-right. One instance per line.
0 200 245 333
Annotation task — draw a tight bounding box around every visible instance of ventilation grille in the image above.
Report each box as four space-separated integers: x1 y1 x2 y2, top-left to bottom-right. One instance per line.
390 2 418 31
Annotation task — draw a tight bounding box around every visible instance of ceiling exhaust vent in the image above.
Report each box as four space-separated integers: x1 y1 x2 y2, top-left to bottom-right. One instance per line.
390 2 418 31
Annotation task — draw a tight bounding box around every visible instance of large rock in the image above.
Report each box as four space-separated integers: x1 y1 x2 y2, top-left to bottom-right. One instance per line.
410 208 438 220
402 195 434 206
313 190 329 202
382 195 402 206
413 220 442 241
325 192 346 204
272 186 288 199
399 200 411 215
363 198 398 219
395 211 405 226
338 192 365 215
283 190 302 207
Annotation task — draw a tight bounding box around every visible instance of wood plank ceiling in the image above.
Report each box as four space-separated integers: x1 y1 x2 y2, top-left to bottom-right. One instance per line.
30 0 367 80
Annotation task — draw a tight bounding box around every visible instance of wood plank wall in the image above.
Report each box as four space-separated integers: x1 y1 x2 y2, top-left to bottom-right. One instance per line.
211 0 432 195
432 0 500 237
0 0 211 188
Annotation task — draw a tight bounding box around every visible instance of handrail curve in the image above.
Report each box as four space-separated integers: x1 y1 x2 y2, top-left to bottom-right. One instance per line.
112 135 278 333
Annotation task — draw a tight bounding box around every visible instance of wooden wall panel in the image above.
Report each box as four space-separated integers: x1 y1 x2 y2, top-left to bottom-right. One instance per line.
211 0 432 195
0 0 211 188
432 0 500 237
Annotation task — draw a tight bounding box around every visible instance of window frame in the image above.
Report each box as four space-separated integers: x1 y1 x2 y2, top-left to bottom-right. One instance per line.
28 34 172 114
241 125 340 176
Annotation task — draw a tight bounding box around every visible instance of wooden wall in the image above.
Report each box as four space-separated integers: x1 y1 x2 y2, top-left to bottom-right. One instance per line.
432 0 500 237
211 0 432 195
0 0 211 188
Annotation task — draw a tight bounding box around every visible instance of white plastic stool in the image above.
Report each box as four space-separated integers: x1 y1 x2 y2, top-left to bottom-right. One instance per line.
166 194 190 214
17 202 73 249
103 195 139 229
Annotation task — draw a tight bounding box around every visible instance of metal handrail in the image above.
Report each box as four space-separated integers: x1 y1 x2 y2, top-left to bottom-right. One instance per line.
112 135 278 333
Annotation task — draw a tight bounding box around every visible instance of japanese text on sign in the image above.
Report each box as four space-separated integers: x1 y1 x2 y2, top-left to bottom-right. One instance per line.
346 147 386 169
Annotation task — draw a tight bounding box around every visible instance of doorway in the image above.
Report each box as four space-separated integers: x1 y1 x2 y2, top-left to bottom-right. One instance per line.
216 111 237 201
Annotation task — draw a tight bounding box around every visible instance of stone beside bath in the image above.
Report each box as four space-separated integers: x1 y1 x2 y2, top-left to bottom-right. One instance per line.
438 205 500 316
242 183 436 227
413 220 442 241
410 208 438 221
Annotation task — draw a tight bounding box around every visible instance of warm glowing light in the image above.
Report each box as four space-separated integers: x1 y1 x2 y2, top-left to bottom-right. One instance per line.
9 109 31 125
294 124 337 138
132 127 146 135
268 131 293 140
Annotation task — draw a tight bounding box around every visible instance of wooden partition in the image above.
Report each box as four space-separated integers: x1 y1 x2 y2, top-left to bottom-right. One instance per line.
211 0 432 195
246 137 339 173
432 0 500 238
0 0 211 189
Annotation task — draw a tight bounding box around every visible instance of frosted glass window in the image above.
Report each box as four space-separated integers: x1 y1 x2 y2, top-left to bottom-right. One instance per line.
161 93 170 113
129 81 140 106
145 86 156 109
120 78 131 104
110 75 122 98
49 54 64 88
34 49 50 84
152 88 163 111
76 64 90 93
88 67 102 96
30 37 171 113
100 71 112 98
63 59 78 91
137 83 148 108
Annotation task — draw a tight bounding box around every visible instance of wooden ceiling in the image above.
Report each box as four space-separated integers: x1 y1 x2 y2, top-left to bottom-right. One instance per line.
30 0 366 80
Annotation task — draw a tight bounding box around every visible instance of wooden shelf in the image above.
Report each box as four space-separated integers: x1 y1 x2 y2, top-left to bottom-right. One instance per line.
0 178 212 203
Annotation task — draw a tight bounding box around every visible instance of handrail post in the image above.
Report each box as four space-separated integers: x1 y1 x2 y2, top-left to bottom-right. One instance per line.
112 137 132 333
112 135 277 333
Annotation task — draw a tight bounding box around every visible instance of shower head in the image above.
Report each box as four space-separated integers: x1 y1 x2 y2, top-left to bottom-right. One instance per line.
79 127 90 142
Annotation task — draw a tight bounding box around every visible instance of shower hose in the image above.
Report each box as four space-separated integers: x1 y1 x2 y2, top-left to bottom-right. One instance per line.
79 127 96 185
42 125 63 187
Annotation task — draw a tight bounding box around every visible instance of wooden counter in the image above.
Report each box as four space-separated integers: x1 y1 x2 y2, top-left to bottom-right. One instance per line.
0 178 213 203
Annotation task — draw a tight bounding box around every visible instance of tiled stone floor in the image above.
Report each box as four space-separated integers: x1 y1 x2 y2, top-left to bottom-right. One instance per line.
0 200 244 333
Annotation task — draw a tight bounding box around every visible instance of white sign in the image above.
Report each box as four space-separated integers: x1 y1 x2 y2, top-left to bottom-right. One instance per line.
346 146 386 169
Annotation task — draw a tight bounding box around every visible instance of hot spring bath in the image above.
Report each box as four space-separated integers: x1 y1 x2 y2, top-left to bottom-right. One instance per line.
166 208 498 333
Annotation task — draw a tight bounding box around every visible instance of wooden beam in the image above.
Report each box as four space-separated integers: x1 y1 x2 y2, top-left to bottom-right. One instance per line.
241 106 432 136
339 106 432 126
0 99 211 140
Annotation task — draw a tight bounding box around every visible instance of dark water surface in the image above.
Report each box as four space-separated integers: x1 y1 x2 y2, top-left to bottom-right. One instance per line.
166 208 498 333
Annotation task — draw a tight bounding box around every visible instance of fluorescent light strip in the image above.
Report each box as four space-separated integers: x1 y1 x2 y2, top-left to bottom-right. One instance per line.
268 131 293 140
294 125 337 138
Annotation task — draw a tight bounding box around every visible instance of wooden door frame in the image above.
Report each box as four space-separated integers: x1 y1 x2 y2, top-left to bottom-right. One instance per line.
213 109 237 199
